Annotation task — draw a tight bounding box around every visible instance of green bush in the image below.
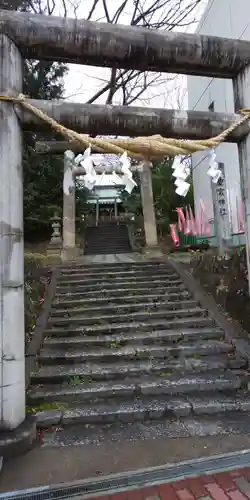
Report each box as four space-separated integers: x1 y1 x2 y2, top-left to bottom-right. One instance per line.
24 252 49 273
24 252 60 275
24 252 53 348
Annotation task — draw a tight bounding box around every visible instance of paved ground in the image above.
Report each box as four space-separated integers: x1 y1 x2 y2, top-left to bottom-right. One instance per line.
106 468 250 500
2 434 250 493
5 250 247 497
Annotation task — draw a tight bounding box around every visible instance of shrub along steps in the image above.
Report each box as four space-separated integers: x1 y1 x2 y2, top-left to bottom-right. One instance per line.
28 259 250 433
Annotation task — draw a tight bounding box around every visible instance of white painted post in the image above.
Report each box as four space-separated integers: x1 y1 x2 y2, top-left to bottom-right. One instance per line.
114 198 118 218
0 34 25 430
233 69 250 295
96 198 99 226
139 161 158 247
63 150 76 260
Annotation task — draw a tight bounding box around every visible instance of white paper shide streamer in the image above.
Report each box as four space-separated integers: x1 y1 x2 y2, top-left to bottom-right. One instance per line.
73 148 137 194
207 149 222 184
120 152 137 194
172 158 190 197
78 147 97 190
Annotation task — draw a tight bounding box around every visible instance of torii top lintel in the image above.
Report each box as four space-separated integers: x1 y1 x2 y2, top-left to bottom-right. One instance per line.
0 9 250 78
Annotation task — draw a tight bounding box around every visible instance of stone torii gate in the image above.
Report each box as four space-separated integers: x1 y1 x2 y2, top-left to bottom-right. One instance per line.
1 9 250 437
45 148 157 261
34 103 250 259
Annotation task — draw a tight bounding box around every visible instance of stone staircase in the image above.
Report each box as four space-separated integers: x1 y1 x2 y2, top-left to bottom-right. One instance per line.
28 259 250 434
84 222 131 255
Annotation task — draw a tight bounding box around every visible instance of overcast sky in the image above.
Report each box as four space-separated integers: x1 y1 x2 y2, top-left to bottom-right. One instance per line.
62 0 208 110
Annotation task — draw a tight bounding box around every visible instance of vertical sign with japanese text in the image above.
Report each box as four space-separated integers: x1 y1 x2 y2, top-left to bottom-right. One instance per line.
211 162 231 248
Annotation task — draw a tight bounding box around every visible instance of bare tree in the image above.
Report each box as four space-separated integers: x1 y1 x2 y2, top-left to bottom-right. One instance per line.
1 0 205 107
81 0 205 107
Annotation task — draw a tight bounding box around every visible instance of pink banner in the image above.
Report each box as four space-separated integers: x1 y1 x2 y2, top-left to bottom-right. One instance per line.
170 224 180 247
200 199 211 237
184 206 191 235
176 207 186 232
237 198 245 232
189 205 197 235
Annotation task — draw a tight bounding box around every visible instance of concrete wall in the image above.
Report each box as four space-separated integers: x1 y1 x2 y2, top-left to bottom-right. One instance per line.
187 0 250 232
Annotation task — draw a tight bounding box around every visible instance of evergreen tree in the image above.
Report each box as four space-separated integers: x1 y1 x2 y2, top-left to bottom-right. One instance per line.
120 158 194 234
0 0 72 241
23 59 68 241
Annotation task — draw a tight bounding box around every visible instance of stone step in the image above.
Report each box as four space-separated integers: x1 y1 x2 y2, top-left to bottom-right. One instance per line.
60 265 171 277
85 246 131 251
33 410 250 446
29 369 244 407
30 361 242 389
58 268 177 281
55 284 186 299
45 316 216 337
39 340 234 365
85 239 130 244
48 307 207 327
57 274 179 289
85 228 128 233
52 291 191 308
56 279 185 293
85 247 131 252
85 245 130 250
50 299 199 318
85 237 130 245
43 327 224 349
86 229 128 234
86 234 129 239
31 356 245 386
59 261 168 273
84 248 132 255
33 390 250 428
84 250 131 255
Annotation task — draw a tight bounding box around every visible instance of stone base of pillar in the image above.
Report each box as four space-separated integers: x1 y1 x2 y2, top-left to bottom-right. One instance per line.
143 245 164 259
62 245 81 261
0 416 37 461
47 242 62 261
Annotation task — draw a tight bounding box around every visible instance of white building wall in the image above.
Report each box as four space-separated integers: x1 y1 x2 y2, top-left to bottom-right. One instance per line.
187 0 250 232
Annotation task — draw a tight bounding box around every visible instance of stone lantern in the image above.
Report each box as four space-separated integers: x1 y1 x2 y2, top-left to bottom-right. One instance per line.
47 213 62 257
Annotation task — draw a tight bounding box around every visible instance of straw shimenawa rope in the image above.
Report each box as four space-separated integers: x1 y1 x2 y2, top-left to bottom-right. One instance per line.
1 93 250 160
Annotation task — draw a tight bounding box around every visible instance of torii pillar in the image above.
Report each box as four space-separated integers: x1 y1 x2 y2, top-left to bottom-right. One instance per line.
139 161 158 249
0 34 26 431
62 150 77 261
